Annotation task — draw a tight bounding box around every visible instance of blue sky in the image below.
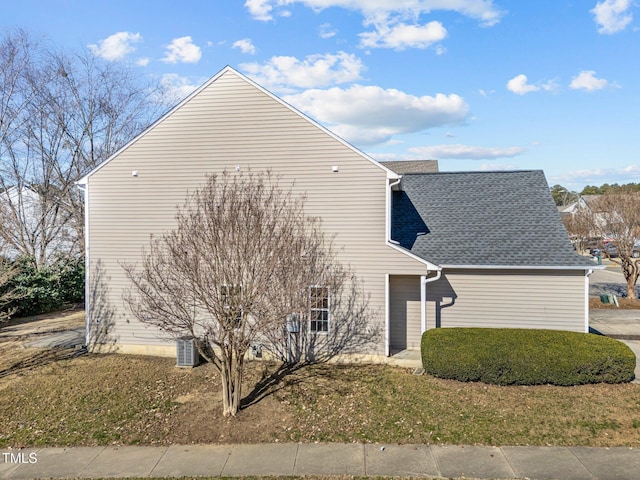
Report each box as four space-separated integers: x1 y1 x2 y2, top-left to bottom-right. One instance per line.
2 0 639 191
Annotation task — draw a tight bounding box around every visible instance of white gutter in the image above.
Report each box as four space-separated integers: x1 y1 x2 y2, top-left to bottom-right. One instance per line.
385 176 441 271
439 264 600 271
421 270 442 333
386 177 401 243
76 181 90 347
385 176 441 356
385 274 390 357
585 269 594 333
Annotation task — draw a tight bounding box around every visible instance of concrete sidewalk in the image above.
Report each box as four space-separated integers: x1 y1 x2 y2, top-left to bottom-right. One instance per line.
2 443 640 479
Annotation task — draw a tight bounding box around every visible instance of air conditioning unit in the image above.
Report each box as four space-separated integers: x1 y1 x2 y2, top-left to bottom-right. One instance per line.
176 337 199 367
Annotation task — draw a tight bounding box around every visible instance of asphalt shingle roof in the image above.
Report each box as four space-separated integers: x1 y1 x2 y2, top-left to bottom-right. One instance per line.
392 170 595 268
380 160 439 174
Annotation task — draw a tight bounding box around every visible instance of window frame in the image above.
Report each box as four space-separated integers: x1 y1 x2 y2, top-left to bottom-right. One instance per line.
309 285 330 333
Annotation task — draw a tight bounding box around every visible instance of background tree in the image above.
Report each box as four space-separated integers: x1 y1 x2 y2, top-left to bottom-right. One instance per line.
0 261 22 324
550 184 578 206
0 29 167 266
579 191 640 299
123 171 375 417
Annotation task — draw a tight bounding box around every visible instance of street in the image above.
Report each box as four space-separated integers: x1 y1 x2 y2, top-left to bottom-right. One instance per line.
589 266 640 298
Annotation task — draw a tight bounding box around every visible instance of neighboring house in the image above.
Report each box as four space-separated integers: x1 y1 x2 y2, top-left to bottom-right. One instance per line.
381 160 439 174
77 66 596 359
559 195 601 218
560 194 607 242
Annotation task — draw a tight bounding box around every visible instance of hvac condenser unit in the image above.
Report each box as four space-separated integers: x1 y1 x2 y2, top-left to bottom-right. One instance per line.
176 337 199 367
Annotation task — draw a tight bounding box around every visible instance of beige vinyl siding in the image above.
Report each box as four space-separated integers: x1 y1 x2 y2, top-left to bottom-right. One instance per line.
426 269 587 332
389 276 422 351
86 69 428 354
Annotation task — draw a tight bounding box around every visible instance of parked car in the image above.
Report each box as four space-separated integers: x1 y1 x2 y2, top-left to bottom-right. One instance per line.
603 242 618 258
602 241 640 258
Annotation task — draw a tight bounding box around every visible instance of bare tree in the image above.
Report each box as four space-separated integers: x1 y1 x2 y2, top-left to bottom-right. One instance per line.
0 261 22 324
580 191 640 299
123 171 375 417
563 206 594 253
0 29 167 266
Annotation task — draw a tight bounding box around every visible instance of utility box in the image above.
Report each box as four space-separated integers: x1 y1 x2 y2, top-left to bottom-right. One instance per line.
176 337 199 367
286 313 300 333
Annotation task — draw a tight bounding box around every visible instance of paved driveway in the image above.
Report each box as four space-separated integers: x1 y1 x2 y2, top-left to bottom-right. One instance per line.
590 309 640 383
588 266 640 382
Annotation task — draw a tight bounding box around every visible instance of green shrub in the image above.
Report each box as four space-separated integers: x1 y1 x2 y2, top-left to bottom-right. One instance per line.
421 328 636 386
3 256 84 317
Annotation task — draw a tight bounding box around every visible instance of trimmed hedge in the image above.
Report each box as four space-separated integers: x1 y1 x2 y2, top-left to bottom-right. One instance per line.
421 327 636 386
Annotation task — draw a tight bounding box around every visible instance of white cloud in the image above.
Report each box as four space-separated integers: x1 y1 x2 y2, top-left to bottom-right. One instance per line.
570 70 609 91
233 38 257 55
506 74 539 95
159 74 201 104
284 86 469 145
244 0 274 21
409 144 525 159
319 23 337 38
551 165 640 189
136 57 150 67
162 36 202 64
542 78 561 92
245 0 502 51
245 0 504 26
360 20 447 50
591 0 633 34
241 52 365 91
88 32 142 61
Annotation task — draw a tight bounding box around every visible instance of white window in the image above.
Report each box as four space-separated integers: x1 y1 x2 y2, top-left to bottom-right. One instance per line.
309 286 329 333
221 284 242 328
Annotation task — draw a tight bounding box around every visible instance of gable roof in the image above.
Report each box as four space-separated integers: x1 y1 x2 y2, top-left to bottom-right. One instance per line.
392 170 595 269
78 66 399 184
380 160 439 174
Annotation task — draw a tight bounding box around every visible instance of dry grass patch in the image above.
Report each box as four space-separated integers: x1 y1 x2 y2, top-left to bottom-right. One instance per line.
590 296 640 309
1 354 640 448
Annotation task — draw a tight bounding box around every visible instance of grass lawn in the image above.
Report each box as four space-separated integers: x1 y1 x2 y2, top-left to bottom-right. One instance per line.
1 309 640 449
1 352 640 448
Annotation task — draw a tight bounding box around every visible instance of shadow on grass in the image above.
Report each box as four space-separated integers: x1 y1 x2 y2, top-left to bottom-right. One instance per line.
240 361 360 410
241 362 309 410
0 346 87 379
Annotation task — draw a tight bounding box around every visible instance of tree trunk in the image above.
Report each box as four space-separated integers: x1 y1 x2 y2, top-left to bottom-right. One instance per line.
220 351 244 417
622 259 639 300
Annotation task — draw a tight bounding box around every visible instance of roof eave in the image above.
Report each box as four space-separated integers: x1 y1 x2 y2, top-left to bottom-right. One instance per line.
439 263 600 271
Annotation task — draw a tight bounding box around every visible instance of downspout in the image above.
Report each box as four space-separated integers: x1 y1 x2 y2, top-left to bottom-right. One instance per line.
421 270 442 333
385 177 402 357
76 182 90 347
385 274 390 356
585 269 594 333
387 177 401 241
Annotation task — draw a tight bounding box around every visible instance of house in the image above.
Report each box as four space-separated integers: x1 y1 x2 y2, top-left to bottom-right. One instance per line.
381 160 439 174
77 66 596 359
560 195 601 215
